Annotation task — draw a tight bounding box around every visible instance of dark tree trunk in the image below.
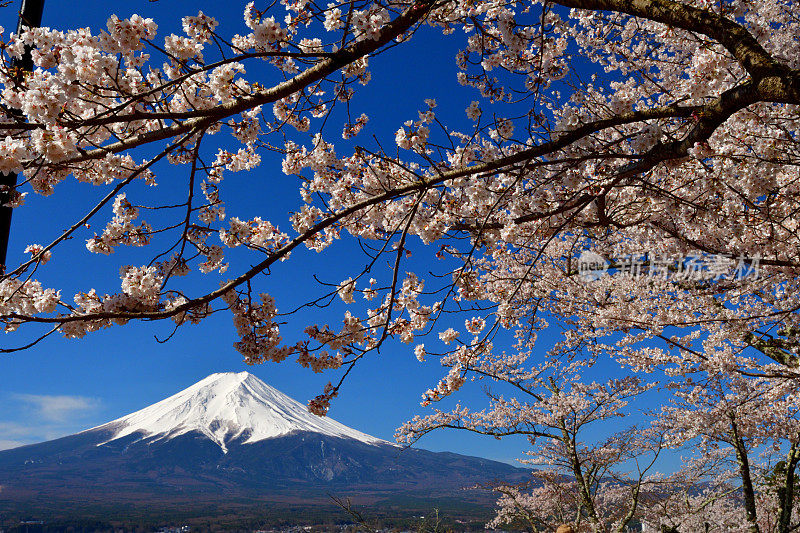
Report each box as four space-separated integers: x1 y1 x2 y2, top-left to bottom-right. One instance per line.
0 0 45 272
730 417 760 533
778 442 800 533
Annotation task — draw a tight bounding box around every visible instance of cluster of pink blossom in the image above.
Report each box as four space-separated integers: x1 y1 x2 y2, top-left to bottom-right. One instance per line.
23 244 50 264
307 381 339 416
342 113 369 139
223 289 296 364
296 348 343 373
219 217 289 252
119 266 163 308
0 277 59 330
86 193 151 255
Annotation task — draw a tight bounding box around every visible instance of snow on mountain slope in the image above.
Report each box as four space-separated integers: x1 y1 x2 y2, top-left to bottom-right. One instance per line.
90 372 388 452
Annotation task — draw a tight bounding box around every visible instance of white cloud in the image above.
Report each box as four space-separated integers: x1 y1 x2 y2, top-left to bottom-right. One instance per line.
0 395 102 451
0 421 35 438
0 423 39 450
12 394 100 422
0 439 27 451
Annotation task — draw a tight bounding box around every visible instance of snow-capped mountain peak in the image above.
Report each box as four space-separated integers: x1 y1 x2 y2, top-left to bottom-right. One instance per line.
92 372 387 452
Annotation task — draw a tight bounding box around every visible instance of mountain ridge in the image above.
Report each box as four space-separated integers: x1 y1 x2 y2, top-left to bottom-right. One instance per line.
86 371 387 453
0 372 531 518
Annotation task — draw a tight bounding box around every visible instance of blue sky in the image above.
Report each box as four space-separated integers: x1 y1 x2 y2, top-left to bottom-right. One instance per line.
0 0 544 464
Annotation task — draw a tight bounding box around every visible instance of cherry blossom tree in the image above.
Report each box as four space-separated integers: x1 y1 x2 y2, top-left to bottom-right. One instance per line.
1 0 800 528
393 344 667 533
652 366 800 533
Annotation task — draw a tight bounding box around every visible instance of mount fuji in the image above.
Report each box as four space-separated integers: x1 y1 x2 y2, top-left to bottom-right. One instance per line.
0 372 528 509
91 372 387 453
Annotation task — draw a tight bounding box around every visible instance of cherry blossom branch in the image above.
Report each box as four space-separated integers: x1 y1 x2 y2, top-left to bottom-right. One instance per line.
2 130 196 281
